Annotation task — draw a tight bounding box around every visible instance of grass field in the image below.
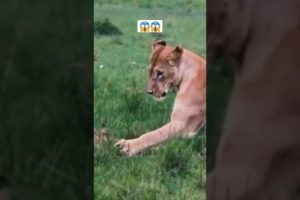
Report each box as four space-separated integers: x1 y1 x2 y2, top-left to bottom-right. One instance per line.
94 1 206 199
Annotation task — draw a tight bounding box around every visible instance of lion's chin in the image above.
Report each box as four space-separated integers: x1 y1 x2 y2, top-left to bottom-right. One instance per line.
153 96 166 102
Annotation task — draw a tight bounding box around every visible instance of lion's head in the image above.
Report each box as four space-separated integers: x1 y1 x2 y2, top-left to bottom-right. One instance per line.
146 39 183 101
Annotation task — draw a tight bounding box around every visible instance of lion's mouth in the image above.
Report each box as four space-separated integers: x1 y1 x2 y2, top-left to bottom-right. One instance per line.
153 96 166 102
152 91 167 102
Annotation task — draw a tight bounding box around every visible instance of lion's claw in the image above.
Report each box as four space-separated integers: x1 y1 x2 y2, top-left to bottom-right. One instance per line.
114 139 138 157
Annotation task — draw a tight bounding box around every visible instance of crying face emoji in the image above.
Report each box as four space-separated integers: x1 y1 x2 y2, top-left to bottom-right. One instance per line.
151 21 160 32
140 21 150 32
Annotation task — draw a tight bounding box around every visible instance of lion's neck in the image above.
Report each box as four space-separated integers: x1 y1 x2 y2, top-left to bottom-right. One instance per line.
176 50 206 92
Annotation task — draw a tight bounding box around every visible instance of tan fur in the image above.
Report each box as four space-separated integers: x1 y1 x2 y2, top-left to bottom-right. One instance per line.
94 127 108 147
115 40 206 156
207 0 300 199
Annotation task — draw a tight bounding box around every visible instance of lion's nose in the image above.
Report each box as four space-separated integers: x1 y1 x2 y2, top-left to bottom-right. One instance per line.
146 90 153 95
161 92 166 97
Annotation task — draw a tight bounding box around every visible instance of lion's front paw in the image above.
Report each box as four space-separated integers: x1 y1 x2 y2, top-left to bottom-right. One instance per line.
114 139 139 157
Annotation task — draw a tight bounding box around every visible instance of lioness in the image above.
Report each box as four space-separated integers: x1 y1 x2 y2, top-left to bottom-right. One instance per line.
208 0 300 199
115 39 206 157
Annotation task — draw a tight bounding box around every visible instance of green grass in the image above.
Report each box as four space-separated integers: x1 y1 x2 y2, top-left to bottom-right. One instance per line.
94 1 206 199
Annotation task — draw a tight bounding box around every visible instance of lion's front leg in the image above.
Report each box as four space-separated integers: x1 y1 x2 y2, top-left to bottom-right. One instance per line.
115 121 186 157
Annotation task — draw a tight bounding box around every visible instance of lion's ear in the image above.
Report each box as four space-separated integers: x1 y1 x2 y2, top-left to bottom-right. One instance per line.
173 45 183 55
168 45 183 65
152 39 166 51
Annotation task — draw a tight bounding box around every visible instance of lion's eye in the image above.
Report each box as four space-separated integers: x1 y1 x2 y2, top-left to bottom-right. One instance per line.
156 71 164 80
